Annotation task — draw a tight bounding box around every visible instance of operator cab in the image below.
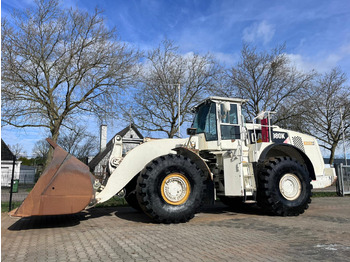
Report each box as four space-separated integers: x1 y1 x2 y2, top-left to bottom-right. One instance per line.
190 97 247 149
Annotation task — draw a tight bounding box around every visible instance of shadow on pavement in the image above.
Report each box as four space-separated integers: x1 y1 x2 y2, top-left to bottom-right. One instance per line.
6 206 150 230
113 202 269 223
7 214 83 231
7 202 268 230
201 202 268 216
112 207 155 223
6 207 118 231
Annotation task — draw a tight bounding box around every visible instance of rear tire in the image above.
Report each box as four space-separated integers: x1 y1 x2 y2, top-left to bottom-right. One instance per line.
136 154 206 223
257 157 312 216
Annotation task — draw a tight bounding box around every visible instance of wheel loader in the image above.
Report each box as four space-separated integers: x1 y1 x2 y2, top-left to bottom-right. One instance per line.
10 96 336 223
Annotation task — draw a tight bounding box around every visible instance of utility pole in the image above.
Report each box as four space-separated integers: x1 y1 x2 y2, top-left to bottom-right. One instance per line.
167 83 181 137
177 83 181 138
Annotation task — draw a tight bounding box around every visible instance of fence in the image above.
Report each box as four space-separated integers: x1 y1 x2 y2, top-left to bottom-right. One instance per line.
1 184 31 203
336 164 350 196
19 171 36 185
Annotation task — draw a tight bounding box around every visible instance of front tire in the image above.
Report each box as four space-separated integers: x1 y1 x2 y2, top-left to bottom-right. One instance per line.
257 157 312 216
136 154 206 223
124 176 142 211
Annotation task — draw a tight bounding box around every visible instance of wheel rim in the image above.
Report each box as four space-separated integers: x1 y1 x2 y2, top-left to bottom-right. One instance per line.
279 173 302 201
161 173 191 205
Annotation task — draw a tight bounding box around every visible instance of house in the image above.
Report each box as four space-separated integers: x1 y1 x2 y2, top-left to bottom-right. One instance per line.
88 124 144 179
1 139 22 187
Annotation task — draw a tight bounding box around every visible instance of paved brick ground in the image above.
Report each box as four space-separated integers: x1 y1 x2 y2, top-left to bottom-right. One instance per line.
2 197 350 261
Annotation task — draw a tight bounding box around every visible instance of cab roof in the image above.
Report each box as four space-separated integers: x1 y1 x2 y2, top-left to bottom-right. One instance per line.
194 96 248 109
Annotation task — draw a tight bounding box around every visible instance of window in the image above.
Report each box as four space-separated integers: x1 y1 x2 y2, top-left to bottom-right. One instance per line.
220 125 240 140
220 104 238 124
220 103 240 140
192 102 218 141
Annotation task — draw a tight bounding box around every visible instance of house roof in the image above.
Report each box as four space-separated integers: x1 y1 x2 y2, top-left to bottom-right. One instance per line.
88 123 143 170
1 139 15 160
117 123 144 139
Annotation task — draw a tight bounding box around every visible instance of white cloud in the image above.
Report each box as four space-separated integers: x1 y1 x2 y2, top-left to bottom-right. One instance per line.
211 52 238 67
286 54 313 72
287 44 350 73
242 20 275 45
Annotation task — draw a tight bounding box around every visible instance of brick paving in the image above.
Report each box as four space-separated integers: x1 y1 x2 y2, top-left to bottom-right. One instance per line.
2 197 350 261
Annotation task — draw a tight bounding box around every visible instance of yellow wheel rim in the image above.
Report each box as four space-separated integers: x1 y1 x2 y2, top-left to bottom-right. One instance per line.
161 173 191 205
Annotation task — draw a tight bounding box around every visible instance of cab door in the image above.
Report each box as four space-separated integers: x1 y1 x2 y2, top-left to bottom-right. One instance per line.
218 102 245 196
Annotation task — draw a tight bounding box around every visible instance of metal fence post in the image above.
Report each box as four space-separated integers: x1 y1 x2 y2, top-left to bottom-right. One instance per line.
9 156 17 211
340 163 345 197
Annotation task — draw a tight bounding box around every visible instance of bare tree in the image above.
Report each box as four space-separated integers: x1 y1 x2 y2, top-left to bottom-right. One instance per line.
215 44 314 121
1 0 140 164
295 68 350 164
9 143 27 157
58 125 98 159
32 139 50 161
128 39 220 138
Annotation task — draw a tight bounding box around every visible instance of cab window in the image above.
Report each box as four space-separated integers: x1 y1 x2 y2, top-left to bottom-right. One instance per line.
192 102 218 141
220 104 238 124
220 103 240 140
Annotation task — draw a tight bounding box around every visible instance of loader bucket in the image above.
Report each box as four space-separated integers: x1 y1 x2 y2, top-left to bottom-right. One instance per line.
9 138 95 217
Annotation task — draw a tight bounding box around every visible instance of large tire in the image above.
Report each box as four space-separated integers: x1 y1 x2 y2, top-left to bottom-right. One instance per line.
257 157 312 216
124 176 142 211
136 154 206 223
125 190 142 211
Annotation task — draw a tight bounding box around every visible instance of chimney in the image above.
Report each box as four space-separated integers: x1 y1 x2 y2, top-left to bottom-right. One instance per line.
100 124 107 153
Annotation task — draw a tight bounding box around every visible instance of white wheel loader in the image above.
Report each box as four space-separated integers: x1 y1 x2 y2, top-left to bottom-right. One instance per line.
10 97 336 223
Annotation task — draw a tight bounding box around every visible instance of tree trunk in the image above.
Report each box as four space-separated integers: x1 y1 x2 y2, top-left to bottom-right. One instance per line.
44 126 61 171
329 143 338 165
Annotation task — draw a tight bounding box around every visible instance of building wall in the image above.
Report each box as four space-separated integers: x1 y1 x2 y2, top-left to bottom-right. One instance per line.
1 160 21 187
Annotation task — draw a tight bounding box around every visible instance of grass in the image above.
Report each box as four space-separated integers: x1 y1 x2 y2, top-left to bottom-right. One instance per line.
312 192 338 197
313 191 349 197
1 202 22 213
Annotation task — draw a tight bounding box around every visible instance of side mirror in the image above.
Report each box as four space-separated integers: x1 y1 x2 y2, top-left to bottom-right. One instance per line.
187 128 197 136
223 102 231 113
256 111 266 120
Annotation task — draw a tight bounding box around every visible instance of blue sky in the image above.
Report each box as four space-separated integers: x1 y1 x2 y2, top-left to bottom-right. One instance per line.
1 0 350 156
